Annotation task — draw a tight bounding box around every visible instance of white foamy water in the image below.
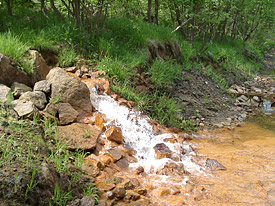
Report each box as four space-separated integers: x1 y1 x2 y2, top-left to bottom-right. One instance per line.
90 88 201 173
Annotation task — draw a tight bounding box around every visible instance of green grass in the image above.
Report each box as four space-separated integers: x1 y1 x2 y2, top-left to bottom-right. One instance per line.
148 60 182 89
0 101 98 205
58 47 77 67
1 6 270 130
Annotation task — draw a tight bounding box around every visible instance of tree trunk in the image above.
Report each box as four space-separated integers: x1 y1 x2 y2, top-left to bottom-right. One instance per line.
5 0 12 16
147 0 152 23
154 0 158 25
50 0 65 21
74 0 81 27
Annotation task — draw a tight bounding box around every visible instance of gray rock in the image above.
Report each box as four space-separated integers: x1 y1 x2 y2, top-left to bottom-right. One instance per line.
237 95 248 102
12 99 38 118
76 69 83 78
19 91 47 110
27 50 51 84
11 82 32 99
0 84 11 101
44 102 79 125
0 53 31 87
252 96 260 102
80 196 96 206
106 191 115 200
33 80 51 94
38 163 61 193
65 66 77 73
46 67 93 115
205 158 226 170
253 87 262 93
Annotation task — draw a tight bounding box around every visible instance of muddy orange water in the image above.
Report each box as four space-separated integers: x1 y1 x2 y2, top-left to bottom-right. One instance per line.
191 120 275 206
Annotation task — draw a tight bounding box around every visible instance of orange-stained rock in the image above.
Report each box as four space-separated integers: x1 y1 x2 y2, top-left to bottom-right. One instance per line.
125 190 140 201
57 123 102 150
118 98 135 108
118 180 135 190
94 143 104 155
84 78 110 94
105 148 125 162
129 178 140 188
156 161 188 176
103 167 118 178
89 70 106 78
171 187 181 195
113 187 126 199
126 155 138 163
156 187 170 196
84 154 104 170
129 199 151 206
115 158 129 170
153 143 172 159
105 127 123 144
81 162 100 177
96 179 116 192
111 94 118 101
123 145 137 156
93 113 105 130
164 137 177 144
134 188 147 196
135 166 144 175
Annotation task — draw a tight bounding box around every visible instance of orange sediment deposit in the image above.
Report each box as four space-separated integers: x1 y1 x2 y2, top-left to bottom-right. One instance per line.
190 123 275 205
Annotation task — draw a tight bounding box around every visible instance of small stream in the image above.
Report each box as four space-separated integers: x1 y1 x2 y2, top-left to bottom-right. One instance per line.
192 112 275 205
85 76 274 205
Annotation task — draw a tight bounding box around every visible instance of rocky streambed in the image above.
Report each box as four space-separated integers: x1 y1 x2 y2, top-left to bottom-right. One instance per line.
0 49 274 205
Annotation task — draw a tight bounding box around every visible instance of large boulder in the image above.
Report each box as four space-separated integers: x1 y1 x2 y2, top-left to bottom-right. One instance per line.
27 50 51 84
0 84 11 102
57 123 102 151
0 53 31 87
19 91 47 110
46 68 93 115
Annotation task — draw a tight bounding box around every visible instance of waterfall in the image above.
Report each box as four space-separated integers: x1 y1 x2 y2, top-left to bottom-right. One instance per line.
90 88 201 174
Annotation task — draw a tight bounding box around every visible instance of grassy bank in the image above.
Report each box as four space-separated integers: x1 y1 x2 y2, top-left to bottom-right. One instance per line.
0 98 99 205
0 7 271 130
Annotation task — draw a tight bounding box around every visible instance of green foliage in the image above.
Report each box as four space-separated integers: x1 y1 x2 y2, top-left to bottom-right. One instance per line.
96 57 134 83
25 166 38 199
83 181 99 202
0 31 29 62
148 60 182 89
50 183 73 206
58 48 77 67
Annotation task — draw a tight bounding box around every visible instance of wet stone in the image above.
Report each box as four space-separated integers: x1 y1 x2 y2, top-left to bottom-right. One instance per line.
106 148 125 162
113 187 126 199
205 158 226 170
135 166 144 175
153 143 172 159
125 191 140 201
115 158 129 169
105 127 123 144
134 188 147 196
57 123 101 151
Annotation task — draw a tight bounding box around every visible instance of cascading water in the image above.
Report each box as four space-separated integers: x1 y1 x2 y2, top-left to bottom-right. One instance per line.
90 87 201 174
